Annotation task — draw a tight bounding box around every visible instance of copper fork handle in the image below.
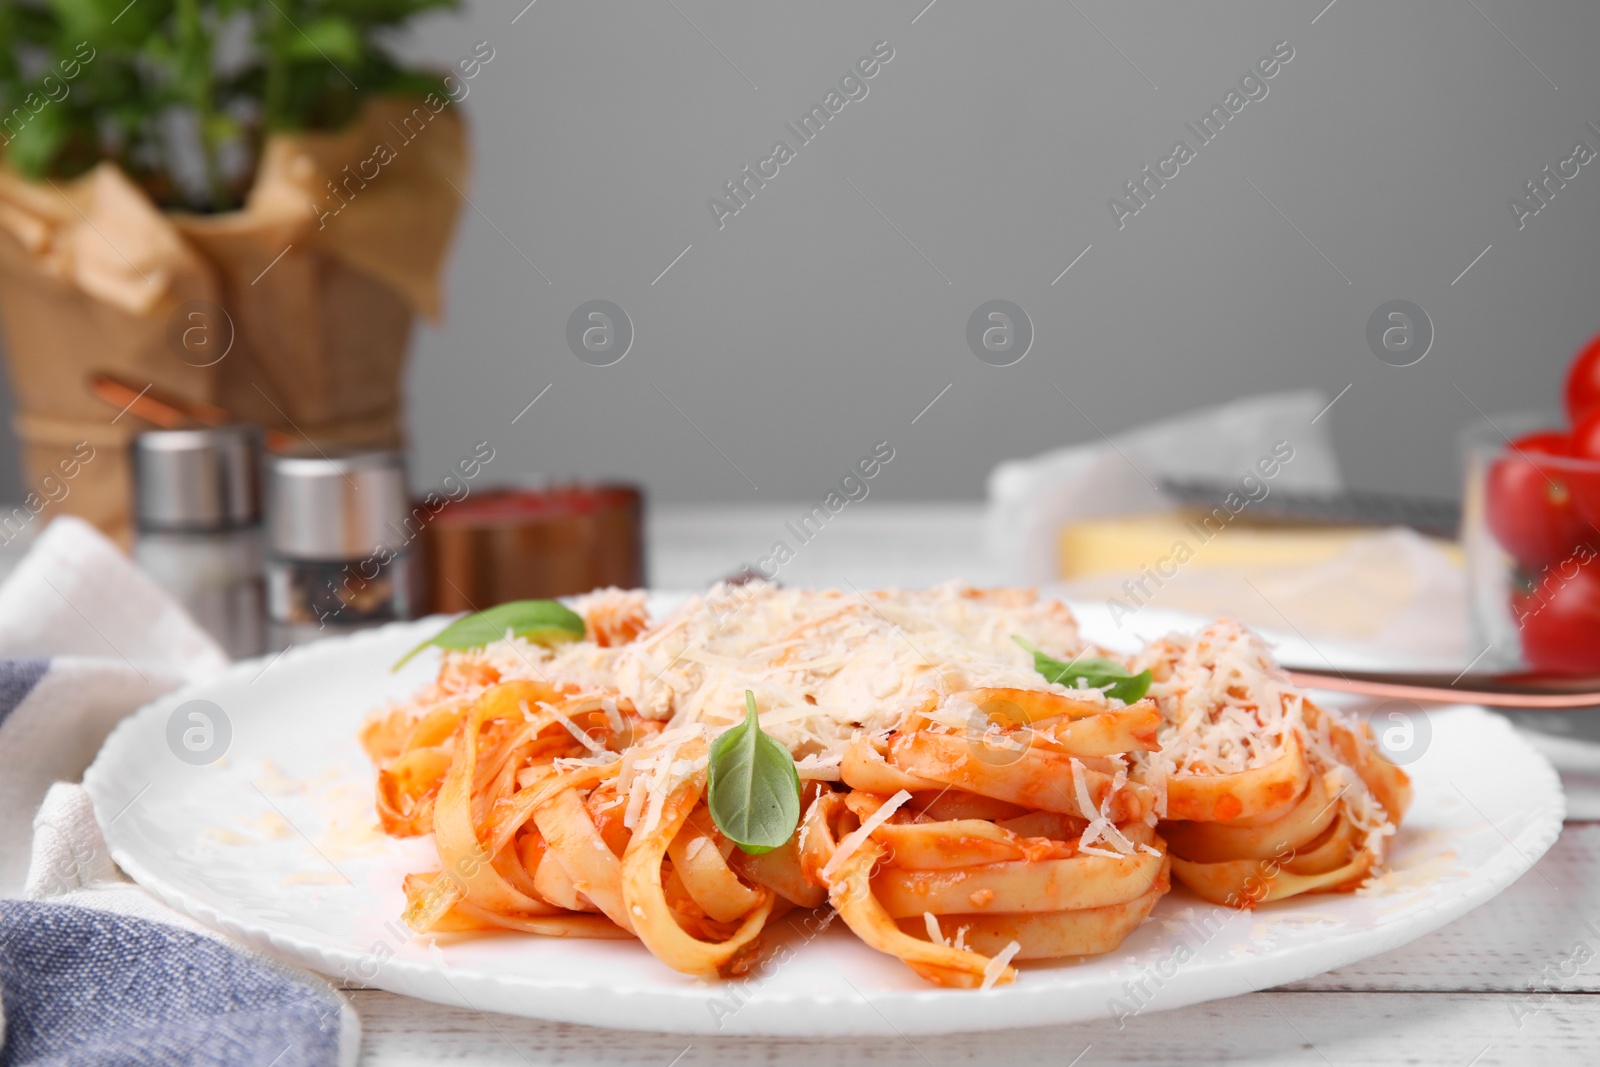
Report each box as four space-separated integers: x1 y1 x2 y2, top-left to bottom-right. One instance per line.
1284 667 1600 709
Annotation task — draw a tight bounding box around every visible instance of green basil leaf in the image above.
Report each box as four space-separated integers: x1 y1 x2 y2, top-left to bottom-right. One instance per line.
393 599 586 670
1013 636 1152 704
707 691 801 855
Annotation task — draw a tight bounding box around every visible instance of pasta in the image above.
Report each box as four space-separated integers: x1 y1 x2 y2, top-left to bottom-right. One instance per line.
1131 621 1413 907
361 583 1410 987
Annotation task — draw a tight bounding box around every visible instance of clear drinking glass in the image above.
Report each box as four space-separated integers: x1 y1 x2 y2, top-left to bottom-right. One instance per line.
1463 411 1600 675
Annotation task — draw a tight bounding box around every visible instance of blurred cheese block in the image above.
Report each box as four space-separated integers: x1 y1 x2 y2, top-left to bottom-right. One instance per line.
1059 511 1386 579
1055 511 1465 663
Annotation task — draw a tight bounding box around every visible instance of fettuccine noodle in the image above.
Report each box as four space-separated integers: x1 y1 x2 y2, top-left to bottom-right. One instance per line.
361 584 1410 987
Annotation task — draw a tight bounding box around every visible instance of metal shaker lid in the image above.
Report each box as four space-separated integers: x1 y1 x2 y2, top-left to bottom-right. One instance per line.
132 426 262 531
266 449 410 560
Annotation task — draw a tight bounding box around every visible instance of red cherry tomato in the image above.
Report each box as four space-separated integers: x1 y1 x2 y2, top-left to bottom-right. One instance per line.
1485 430 1588 570
1575 411 1600 457
1565 411 1600 529
1514 550 1600 673
1565 330 1600 425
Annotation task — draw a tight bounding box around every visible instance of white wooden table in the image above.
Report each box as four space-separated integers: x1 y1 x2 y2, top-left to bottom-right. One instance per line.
350 504 1600 1066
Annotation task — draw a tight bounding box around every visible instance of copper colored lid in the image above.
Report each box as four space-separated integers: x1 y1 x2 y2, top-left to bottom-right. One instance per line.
423 484 645 611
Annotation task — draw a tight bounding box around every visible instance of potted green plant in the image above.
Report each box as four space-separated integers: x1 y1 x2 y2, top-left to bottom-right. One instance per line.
0 0 474 539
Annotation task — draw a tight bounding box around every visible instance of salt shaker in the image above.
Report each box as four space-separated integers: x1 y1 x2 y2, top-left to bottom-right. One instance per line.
265 449 422 647
132 426 266 659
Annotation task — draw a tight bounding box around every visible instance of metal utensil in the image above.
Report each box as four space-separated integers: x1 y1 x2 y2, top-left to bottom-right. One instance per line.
1283 665 1600 709
1157 479 1461 538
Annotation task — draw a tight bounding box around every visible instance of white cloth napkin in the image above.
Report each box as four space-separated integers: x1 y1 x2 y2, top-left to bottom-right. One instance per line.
0 515 227 894
0 516 359 1066
986 389 1345 584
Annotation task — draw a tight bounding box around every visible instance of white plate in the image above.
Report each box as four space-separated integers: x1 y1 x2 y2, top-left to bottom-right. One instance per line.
83 600 1566 1037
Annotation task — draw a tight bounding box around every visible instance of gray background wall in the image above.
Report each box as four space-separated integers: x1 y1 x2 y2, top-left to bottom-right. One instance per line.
3 0 1596 504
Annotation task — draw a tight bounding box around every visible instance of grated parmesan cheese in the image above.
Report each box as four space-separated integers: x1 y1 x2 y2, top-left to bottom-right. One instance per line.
1132 618 1398 863
545 701 607 754
795 752 844 781
981 940 1021 990
551 752 620 772
1071 758 1138 858
821 789 912 882
453 581 1093 764
618 725 710 835
416 588 1397 876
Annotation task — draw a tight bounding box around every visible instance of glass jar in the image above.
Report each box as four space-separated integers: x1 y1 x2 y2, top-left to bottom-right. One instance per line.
1463 411 1600 675
132 426 266 659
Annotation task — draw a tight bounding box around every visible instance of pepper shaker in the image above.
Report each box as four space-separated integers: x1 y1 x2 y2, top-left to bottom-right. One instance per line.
132 426 266 659
265 449 423 648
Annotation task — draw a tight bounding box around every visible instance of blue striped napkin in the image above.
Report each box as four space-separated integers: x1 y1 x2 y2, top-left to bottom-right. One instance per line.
0 898 348 1066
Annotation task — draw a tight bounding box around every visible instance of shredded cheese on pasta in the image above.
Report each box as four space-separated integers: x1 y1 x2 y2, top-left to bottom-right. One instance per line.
1134 618 1397 859
981 941 1022 990
462 583 1102 829
821 789 911 882
465 581 1094 755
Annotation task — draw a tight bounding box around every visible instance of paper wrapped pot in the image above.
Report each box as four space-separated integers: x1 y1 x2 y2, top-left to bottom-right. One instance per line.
0 95 466 541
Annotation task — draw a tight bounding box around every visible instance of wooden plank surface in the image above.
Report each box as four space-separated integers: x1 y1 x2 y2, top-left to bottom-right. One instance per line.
1288 824 1600 993
351 990 1600 1066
